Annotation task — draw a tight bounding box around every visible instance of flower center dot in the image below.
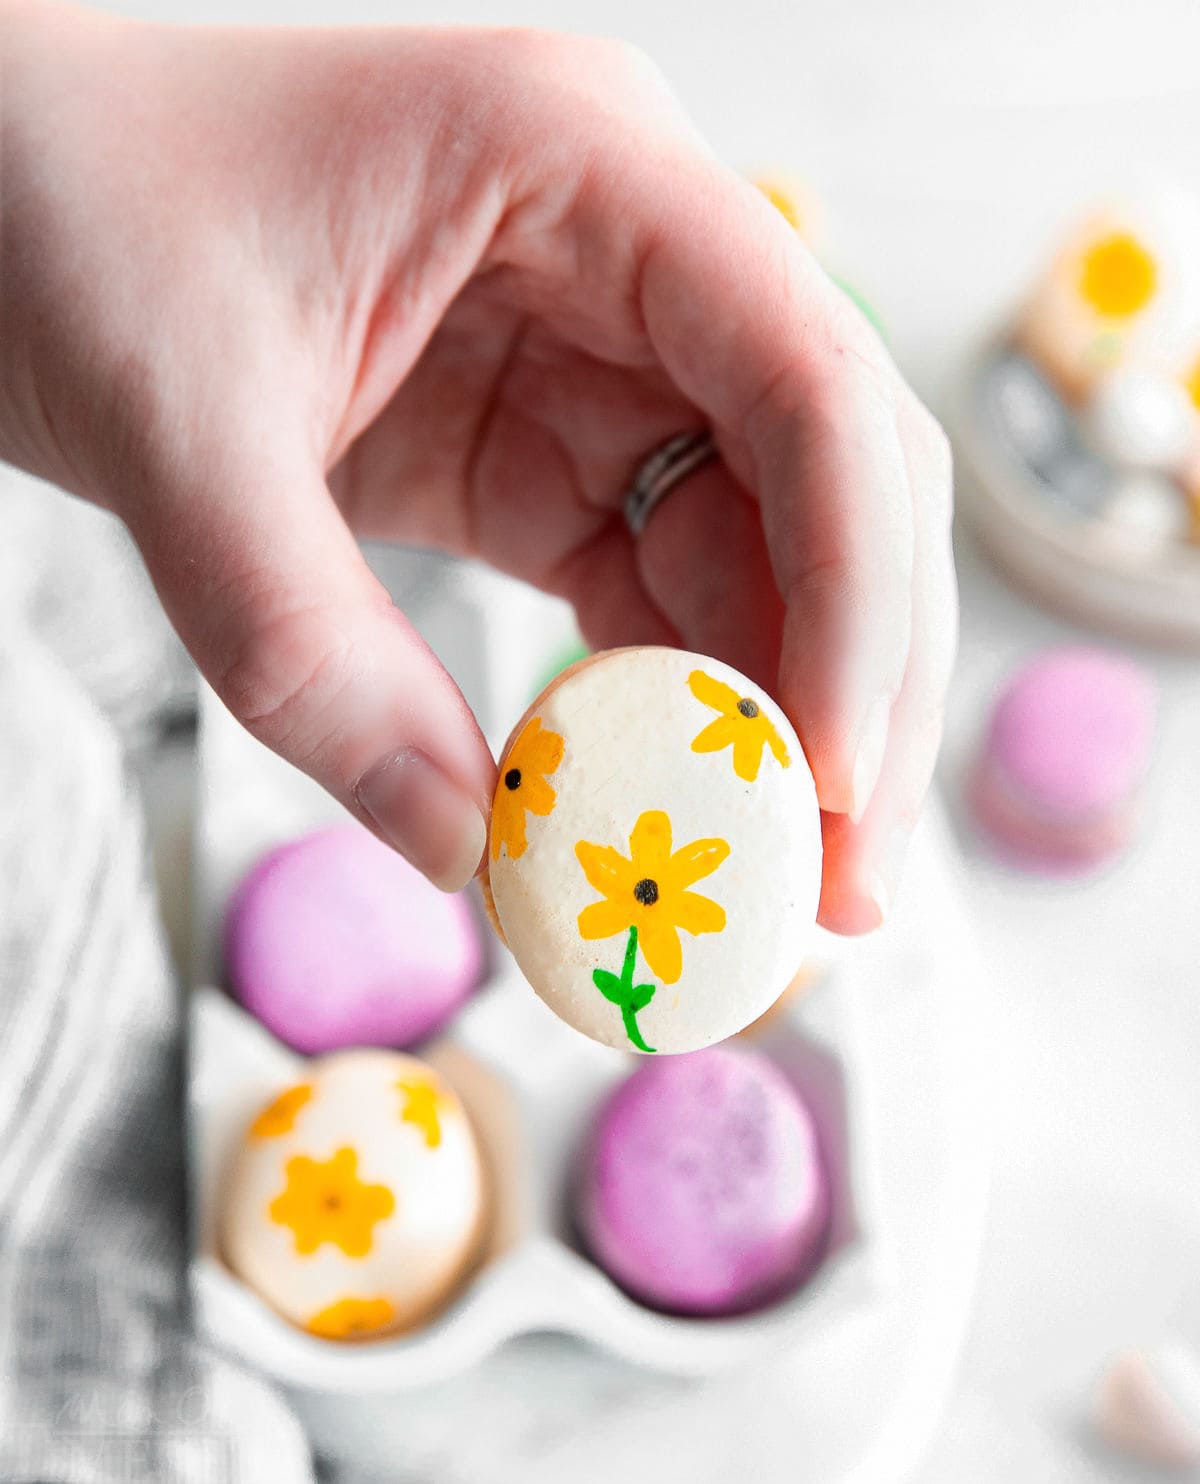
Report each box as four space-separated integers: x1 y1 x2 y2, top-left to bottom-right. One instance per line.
504 768 522 790
633 878 659 906
323 1194 342 1211
737 697 759 718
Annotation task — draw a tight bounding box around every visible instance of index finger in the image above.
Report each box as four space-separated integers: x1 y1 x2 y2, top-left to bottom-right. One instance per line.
630 164 916 819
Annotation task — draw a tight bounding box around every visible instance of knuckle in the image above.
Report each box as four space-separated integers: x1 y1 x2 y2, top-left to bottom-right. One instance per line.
215 596 360 772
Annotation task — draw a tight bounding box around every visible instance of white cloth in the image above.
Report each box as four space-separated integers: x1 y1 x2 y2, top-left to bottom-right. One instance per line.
0 472 315 1483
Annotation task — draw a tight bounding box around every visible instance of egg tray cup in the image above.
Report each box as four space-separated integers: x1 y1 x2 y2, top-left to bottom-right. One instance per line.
189 688 887 1390
952 335 1200 649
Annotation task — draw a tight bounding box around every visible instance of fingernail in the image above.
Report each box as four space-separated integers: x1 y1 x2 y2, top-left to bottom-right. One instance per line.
354 747 486 894
850 696 892 823
868 823 911 924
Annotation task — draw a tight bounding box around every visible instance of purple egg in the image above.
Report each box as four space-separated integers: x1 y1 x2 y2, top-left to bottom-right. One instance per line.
970 646 1156 872
577 1046 829 1317
224 825 484 1054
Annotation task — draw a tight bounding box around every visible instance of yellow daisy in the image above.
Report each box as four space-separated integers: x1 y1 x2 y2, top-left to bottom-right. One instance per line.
305 1295 396 1341
687 670 790 782
575 810 728 985
249 1083 313 1140
491 716 564 862
396 1076 445 1150
268 1147 394 1259
1079 233 1157 318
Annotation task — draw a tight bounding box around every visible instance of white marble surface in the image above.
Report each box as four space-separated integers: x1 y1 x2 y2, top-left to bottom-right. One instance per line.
111 0 1200 1476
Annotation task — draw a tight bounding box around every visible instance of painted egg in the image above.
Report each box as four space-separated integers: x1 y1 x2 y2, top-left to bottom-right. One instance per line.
1017 189 1200 402
1082 368 1196 473
1099 472 1191 553
224 825 484 1055
220 1050 486 1340
484 648 822 1056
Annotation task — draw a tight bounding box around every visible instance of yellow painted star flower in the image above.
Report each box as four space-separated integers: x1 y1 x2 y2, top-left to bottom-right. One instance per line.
305 1295 396 1341
491 716 565 862
396 1076 445 1150
250 1083 313 1140
269 1147 395 1258
1079 232 1157 318
687 670 790 782
575 810 728 985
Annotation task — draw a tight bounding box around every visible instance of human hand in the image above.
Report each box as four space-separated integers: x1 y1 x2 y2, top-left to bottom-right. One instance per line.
0 3 956 930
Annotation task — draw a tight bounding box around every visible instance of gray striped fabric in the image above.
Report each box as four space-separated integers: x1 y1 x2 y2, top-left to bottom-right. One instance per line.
0 471 314 1483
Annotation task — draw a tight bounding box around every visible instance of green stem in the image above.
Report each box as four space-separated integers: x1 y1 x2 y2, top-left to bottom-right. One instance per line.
619 925 655 1054
622 923 640 983
589 926 658 1052
621 1001 656 1054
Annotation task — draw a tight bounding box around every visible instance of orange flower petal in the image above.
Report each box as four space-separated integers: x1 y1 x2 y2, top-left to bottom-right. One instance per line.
637 916 683 984
521 718 565 775
629 810 673 876
306 1296 395 1340
664 836 730 891
671 889 727 937
688 670 741 716
690 715 740 756
764 720 791 768
490 787 529 862
578 898 632 942
575 841 636 897
397 1078 443 1149
250 1082 313 1140
731 730 765 782
520 774 557 818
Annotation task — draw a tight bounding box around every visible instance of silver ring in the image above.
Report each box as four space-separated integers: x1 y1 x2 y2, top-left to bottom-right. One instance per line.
623 430 717 536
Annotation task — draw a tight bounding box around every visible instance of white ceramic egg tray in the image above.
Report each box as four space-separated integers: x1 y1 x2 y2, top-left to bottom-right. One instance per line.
188 550 890 1390
953 336 1200 649
189 720 881 1390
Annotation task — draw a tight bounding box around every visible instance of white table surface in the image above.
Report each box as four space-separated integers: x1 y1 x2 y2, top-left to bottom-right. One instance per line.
109 0 1200 1475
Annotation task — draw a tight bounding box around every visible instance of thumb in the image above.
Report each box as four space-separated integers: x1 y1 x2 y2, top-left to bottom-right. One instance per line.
133 451 494 893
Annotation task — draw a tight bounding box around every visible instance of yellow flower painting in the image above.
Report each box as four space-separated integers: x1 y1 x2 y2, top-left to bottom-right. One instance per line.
1079 233 1157 319
576 809 728 987
396 1076 446 1150
305 1295 396 1341
250 1083 313 1140
491 716 564 862
687 670 790 782
269 1146 395 1258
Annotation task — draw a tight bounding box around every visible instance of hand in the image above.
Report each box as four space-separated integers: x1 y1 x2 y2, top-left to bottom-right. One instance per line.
1 3 956 930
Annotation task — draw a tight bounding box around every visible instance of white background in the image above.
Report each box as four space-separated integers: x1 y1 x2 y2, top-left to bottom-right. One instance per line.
111 0 1200 1476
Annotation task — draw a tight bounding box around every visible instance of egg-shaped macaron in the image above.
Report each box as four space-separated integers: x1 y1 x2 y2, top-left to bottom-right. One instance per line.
1098 472 1191 553
224 825 484 1054
970 646 1156 872
1017 192 1200 402
484 647 822 1056
1082 367 1197 473
576 1046 829 1316
220 1050 487 1339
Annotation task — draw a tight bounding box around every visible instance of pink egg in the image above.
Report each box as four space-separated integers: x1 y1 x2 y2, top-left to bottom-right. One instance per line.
970 647 1156 872
224 825 484 1053
576 1046 829 1316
